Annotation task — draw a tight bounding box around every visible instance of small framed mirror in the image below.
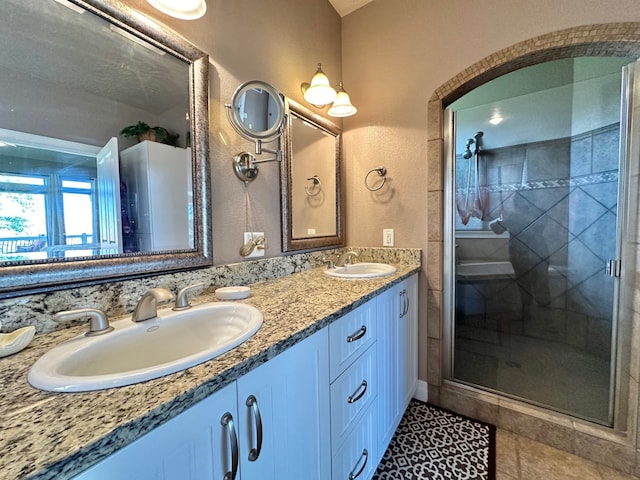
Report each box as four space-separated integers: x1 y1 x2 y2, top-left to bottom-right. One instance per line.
227 81 285 141
281 98 343 252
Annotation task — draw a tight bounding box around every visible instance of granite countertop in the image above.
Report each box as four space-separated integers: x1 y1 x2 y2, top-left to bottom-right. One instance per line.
1 264 419 480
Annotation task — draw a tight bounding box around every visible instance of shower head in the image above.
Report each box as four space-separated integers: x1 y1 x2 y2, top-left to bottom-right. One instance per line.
463 138 474 159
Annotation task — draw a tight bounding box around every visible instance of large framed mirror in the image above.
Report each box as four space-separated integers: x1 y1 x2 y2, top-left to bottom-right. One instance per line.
281 98 343 252
0 0 211 298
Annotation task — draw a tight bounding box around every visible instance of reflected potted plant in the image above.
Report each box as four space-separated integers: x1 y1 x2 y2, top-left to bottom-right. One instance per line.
120 121 180 147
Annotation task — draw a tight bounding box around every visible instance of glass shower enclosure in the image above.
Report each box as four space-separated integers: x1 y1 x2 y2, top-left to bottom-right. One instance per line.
446 57 634 424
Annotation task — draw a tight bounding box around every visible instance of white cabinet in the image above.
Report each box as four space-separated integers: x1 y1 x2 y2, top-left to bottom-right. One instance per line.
377 274 419 459
329 299 378 480
74 329 329 480
119 140 192 252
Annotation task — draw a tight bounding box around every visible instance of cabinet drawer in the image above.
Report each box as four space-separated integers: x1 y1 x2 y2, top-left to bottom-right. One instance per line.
330 345 376 450
329 299 376 382
331 404 378 480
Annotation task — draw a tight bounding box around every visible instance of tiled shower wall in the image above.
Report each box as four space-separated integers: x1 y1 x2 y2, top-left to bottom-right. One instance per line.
456 124 619 358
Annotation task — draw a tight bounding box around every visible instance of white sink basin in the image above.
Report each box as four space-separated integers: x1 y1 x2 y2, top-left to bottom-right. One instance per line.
323 262 397 279
28 302 263 392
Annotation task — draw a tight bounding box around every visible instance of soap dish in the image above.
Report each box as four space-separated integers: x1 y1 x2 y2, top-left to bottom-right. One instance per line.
0 326 36 358
215 286 251 300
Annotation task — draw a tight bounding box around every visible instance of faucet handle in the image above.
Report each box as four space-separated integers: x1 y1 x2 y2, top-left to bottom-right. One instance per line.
55 308 113 337
321 253 336 269
173 282 205 311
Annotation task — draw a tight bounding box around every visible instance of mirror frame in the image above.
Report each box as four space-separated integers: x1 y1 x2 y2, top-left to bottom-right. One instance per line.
280 98 344 252
0 0 212 298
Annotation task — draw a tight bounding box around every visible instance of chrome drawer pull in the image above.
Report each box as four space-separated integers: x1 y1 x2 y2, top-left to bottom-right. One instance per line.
246 395 263 462
221 412 239 480
348 448 369 480
347 325 367 343
347 380 368 404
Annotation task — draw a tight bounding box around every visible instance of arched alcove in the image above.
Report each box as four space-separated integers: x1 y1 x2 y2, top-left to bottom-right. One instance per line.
425 22 640 473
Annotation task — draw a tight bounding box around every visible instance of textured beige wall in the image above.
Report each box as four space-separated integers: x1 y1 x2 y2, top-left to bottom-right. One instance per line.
123 0 342 264
122 0 640 384
341 0 640 381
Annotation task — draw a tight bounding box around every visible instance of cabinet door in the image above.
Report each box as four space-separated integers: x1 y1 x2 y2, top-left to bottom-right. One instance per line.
400 274 418 408
376 287 402 453
236 328 330 480
376 274 419 460
72 382 238 480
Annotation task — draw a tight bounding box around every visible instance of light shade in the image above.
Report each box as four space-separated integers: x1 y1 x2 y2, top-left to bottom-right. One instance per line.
328 82 357 117
302 64 337 107
146 0 206 19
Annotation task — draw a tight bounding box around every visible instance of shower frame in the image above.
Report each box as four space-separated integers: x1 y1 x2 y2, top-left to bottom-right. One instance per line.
442 97 627 425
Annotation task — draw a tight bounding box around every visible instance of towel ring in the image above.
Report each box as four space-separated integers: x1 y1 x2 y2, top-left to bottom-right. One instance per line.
305 175 322 196
364 166 387 191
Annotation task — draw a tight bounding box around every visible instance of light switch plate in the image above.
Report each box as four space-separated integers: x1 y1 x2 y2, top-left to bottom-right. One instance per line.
383 229 394 247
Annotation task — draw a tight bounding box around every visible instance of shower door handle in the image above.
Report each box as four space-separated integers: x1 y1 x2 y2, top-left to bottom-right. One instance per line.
606 259 621 277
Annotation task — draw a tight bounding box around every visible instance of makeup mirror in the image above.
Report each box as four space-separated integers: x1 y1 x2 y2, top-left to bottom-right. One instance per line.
226 80 286 182
227 81 285 141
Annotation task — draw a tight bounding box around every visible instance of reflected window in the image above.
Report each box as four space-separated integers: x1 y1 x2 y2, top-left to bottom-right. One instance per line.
0 158 99 260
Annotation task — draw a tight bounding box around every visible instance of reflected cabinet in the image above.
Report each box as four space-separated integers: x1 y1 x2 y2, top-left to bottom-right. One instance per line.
120 141 193 253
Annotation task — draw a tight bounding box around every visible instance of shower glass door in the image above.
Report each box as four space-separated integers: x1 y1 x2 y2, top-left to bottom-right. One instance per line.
448 57 633 424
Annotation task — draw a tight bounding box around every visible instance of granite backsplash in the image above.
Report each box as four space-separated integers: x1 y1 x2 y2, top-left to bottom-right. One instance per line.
0 247 421 335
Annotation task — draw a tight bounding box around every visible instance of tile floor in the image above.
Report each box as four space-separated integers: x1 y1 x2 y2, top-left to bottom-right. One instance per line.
497 429 639 479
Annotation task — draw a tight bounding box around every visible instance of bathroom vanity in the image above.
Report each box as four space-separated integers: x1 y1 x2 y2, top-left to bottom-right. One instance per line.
1 263 419 480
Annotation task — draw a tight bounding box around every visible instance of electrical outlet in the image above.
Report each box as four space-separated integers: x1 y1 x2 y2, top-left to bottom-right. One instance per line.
243 232 265 258
383 229 394 247
307 228 316 235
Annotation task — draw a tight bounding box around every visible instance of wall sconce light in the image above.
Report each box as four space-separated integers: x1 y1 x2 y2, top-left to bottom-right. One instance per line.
146 0 207 20
301 63 336 107
328 82 357 118
301 64 358 117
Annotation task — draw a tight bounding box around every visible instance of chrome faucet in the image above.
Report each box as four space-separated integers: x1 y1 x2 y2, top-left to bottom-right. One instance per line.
337 251 359 267
132 288 174 322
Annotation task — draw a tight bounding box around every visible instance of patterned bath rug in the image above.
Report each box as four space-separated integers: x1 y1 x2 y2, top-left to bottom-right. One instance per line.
373 399 496 480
